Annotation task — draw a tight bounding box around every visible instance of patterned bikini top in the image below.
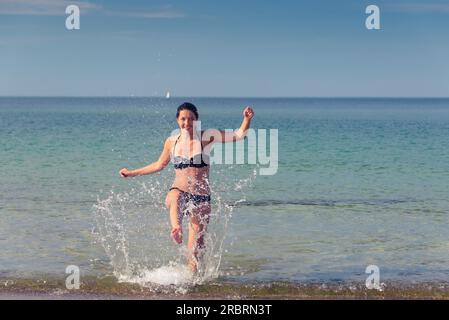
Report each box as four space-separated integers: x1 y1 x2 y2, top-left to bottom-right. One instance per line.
172 134 209 170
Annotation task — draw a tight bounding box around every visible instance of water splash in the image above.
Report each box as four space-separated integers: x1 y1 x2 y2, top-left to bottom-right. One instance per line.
92 168 256 292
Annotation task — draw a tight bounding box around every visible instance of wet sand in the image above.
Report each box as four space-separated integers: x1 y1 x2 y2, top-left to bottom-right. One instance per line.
2 277 449 299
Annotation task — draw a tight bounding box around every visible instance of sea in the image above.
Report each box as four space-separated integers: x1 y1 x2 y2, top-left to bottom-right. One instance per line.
1 97 449 296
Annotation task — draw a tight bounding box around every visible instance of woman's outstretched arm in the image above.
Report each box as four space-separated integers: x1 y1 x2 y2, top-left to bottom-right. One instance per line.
214 106 254 143
119 138 172 178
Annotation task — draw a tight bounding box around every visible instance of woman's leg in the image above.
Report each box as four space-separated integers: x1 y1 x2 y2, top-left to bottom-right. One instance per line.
187 201 211 273
165 189 184 244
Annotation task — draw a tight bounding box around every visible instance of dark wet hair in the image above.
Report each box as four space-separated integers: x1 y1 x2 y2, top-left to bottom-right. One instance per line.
176 102 199 120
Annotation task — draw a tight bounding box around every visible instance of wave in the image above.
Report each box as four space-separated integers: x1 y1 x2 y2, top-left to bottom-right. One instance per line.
233 198 419 207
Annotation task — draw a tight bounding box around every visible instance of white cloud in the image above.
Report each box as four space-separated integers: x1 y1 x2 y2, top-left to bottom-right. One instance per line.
0 0 101 15
105 4 185 19
388 3 449 13
120 11 185 19
0 1 185 18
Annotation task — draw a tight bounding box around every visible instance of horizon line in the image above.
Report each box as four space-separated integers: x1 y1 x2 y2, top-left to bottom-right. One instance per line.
1 95 449 99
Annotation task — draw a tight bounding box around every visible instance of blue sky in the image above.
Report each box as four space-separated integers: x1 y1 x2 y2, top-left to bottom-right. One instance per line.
1 0 449 97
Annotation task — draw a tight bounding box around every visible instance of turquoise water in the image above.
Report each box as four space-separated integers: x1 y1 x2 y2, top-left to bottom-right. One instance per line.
1 97 449 287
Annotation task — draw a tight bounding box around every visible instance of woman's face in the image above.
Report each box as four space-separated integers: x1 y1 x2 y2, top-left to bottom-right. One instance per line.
177 110 197 133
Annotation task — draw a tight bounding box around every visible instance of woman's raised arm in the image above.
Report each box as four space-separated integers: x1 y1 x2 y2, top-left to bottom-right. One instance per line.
214 106 254 143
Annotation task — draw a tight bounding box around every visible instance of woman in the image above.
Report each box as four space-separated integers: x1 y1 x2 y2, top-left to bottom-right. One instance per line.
119 102 254 273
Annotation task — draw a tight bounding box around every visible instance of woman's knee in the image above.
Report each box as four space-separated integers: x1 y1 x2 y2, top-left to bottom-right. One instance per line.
191 206 211 224
190 213 209 231
165 196 171 209
189 221 203 233
165 190 181 208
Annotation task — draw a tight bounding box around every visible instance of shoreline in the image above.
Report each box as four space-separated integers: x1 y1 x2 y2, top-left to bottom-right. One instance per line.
2 277 449 299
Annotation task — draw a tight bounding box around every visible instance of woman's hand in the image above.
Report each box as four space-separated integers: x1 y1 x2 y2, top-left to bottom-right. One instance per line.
119 168 132 178
243 106 254 120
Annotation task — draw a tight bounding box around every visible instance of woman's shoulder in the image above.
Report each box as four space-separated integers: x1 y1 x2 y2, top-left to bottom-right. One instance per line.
167 135 178 142
164 135 178 148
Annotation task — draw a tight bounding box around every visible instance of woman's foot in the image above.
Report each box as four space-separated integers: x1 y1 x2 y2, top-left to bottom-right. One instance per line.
171 226 183 244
